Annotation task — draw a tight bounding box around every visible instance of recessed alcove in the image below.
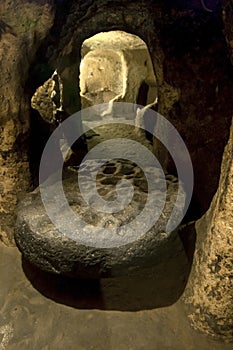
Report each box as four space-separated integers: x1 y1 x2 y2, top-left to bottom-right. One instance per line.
80 31 157 107
79 30 158 149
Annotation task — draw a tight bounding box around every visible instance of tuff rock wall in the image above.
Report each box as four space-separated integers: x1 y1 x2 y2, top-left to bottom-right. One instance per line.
0 0 55 245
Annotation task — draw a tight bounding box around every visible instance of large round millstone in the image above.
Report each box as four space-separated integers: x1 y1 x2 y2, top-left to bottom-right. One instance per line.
15 159 186 278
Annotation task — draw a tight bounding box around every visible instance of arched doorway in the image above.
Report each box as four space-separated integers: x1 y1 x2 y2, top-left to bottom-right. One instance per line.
79 30 158 148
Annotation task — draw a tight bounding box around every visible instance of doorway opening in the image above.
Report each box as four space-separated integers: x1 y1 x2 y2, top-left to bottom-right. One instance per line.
79 30 158 149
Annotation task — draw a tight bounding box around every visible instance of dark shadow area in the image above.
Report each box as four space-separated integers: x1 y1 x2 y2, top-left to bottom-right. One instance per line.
29 109 53 188
178 221 197 263
0 19 16 39
136 81 157 144
163 0 220 12
22 225 196 311
136 81 149 106
182 196 202 223
29 108 88 187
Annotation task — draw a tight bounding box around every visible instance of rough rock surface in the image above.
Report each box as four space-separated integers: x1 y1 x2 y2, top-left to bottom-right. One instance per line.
0 0 55 245
31 70 63 125
15 159 186 278
182 118 233 341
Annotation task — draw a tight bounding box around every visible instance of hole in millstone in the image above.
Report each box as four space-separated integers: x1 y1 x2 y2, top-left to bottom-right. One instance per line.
100 177 119 186
102 166 117 175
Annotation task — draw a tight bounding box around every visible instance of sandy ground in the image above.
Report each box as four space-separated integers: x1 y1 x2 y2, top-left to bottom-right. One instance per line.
0 242 232 350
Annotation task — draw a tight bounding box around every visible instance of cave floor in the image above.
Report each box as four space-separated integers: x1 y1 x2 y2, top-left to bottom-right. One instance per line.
0 243 232 350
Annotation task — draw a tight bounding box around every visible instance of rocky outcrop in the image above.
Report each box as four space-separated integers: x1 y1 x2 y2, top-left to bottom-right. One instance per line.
181 2 233 341
183 117 233 341
31 70 63 125
0 0 55 245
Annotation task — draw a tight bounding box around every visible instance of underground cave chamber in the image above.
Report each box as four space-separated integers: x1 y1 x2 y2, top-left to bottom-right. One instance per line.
1 0 232 343
13 30 195 285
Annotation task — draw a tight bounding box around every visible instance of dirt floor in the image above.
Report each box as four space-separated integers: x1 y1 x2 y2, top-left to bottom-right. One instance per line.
0 242 232 350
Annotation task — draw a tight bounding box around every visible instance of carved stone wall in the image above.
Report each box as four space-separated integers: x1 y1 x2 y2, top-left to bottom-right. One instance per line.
183 117 233 341
0 0 55 245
